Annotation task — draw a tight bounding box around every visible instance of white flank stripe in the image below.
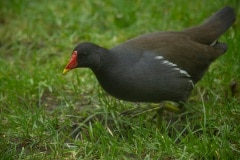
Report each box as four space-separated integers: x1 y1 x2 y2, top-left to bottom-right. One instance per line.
189 80 194 87
180 70 191 77
154 55 191 78
173 68 180 71
154 56 164 60
162 60 177 67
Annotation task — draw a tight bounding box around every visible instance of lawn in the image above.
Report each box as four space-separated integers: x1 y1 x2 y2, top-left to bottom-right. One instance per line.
0 0 240 159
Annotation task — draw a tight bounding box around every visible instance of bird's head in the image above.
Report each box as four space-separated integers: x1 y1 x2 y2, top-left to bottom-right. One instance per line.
63 42 104 75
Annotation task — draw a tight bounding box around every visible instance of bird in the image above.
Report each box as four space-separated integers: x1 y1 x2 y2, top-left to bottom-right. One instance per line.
63 6 236 118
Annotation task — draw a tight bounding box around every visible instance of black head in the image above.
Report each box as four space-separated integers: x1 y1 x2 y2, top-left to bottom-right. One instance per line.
63 42 107 74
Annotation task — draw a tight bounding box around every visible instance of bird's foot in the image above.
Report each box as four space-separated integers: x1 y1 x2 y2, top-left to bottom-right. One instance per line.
162 101 185 113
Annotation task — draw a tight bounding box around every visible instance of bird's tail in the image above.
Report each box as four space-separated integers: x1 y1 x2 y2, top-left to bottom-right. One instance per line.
183 6 236 45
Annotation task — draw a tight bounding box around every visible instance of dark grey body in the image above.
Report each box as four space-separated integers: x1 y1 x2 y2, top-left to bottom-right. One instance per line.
94 32 221 102
71 6 235 103
95 44 193 102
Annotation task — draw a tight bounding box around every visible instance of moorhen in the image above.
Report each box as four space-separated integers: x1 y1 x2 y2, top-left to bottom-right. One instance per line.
63 6 235 116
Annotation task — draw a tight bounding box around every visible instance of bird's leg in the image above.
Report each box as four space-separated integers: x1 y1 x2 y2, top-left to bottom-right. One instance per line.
156 102 184 129
156 107 164 128
162 101 185 113
120 101 184 119
120 103 165 118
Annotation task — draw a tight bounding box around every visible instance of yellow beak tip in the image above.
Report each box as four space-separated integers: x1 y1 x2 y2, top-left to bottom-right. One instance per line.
62 69 70 75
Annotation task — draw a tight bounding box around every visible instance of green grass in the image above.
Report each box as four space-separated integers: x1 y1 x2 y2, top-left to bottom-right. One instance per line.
0 0 240 159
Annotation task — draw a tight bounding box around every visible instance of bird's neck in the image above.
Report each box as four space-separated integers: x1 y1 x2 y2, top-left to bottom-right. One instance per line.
91 48 113 73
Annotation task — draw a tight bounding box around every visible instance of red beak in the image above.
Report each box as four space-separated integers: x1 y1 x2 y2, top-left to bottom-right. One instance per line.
63 51 78 75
